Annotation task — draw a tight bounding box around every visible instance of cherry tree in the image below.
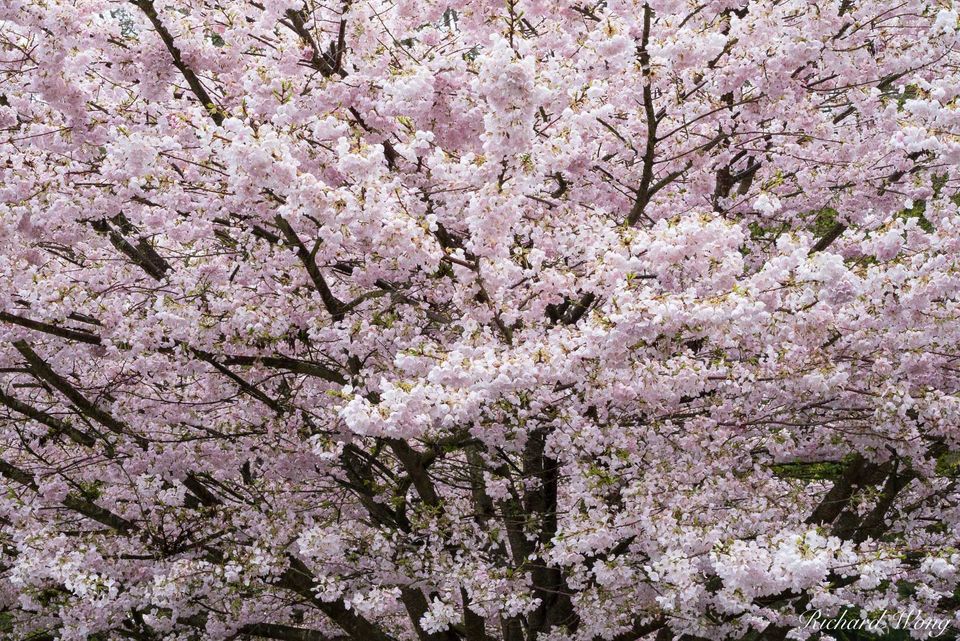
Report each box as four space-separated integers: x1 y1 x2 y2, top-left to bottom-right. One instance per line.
1 1 960 640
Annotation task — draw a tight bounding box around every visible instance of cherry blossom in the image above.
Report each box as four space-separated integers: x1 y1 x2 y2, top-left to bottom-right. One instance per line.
1 1 960 640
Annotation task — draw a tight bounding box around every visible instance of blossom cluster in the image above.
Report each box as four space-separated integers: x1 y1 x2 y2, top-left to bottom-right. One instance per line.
1 1 959 640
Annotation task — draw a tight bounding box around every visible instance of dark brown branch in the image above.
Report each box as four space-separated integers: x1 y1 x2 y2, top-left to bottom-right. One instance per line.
242 622 341 641
627 4 659 227
90 218 169 280
277 557 400 641
273 215 345 320
0 459 135 532
131 0 224 125
192 349 285 414
0 311 101 345
0 388 96 447
220 355 348 386
13 341 136 440
808 222 846 254
805 454 885 527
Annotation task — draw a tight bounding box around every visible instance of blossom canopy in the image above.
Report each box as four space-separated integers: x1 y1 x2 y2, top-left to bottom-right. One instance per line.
1 1 960 640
